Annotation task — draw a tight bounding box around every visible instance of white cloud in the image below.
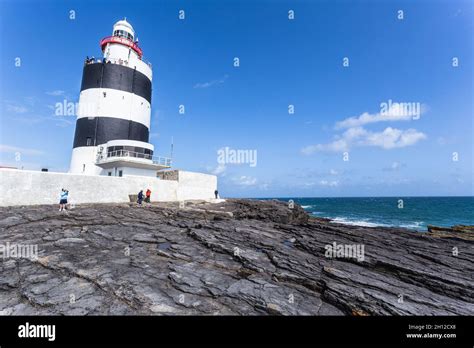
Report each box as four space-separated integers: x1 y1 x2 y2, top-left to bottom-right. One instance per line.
6 104 28 113
301 139 348 154
391 162 402 170
364 127 426 149
210 163 227 176
301 127 362 154
194 75 228 89
335 103 426 129
46 90 65 96
336 111 406 129
54 118 74 128
302 126 426 154
383 161 405 171
329 169 339 175
0 144 44 156
233 175 257 186
24 96 38 105
319 180 339 187
450 9 462 17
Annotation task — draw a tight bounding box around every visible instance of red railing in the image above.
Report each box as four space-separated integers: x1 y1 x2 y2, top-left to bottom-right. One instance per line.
100 36 143 58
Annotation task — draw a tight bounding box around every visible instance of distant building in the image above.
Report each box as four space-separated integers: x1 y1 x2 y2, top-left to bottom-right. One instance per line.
69 19 171 177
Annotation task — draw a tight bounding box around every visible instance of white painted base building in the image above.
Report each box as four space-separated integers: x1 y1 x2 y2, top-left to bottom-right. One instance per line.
0 168 217 206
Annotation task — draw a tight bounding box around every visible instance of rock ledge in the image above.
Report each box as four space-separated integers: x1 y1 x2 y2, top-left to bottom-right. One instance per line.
0 199 472 315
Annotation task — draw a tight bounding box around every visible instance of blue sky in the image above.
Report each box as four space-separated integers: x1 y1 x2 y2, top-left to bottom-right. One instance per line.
0 0 472 197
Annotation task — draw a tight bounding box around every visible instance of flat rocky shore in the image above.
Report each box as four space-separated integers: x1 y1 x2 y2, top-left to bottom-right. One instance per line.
0 199 472 315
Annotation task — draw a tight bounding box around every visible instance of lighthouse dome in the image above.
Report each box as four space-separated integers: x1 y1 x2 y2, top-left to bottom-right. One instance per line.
112 18 135 41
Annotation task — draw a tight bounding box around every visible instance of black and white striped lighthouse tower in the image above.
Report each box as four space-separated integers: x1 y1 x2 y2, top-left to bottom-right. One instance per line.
69 19 171 177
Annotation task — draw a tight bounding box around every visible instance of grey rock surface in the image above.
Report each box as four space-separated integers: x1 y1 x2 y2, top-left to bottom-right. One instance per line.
0 199 472 315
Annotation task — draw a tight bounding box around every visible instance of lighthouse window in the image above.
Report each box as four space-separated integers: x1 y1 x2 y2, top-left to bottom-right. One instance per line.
114 30 133 41
86 137 92 146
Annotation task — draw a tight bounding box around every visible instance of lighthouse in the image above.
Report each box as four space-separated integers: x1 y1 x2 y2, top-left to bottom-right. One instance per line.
69 19 171 177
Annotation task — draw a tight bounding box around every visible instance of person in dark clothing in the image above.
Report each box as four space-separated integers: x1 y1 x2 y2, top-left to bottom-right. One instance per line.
214 190 219 199
137 190 144 205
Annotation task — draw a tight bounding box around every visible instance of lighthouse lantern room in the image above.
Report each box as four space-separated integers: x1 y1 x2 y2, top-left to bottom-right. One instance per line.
69 19 171 177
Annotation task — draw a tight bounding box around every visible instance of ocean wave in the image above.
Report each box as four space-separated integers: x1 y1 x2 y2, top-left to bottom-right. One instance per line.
399 221 425 229
329 217 392 228
301 205 313 209
328 217 426 229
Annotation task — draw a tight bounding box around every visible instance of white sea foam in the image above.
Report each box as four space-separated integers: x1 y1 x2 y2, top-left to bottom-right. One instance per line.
329 217 425 229
301 205 313 209
399 221 424 229
330 217 392 228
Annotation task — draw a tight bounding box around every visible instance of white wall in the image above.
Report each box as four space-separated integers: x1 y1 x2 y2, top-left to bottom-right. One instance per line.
113 166 157 177
176 171 217 201
0 169 217 206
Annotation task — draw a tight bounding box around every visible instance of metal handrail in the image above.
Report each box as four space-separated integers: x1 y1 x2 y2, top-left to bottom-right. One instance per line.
96 149 172 167
84 57 152 68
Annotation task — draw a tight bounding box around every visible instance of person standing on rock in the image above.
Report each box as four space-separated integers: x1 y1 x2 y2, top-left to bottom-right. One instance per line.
59 189 68 211
137 190 144 206
145 189 151 203
214 189 219 199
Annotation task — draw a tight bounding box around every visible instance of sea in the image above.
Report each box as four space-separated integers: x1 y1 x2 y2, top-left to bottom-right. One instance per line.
266 197 474 231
